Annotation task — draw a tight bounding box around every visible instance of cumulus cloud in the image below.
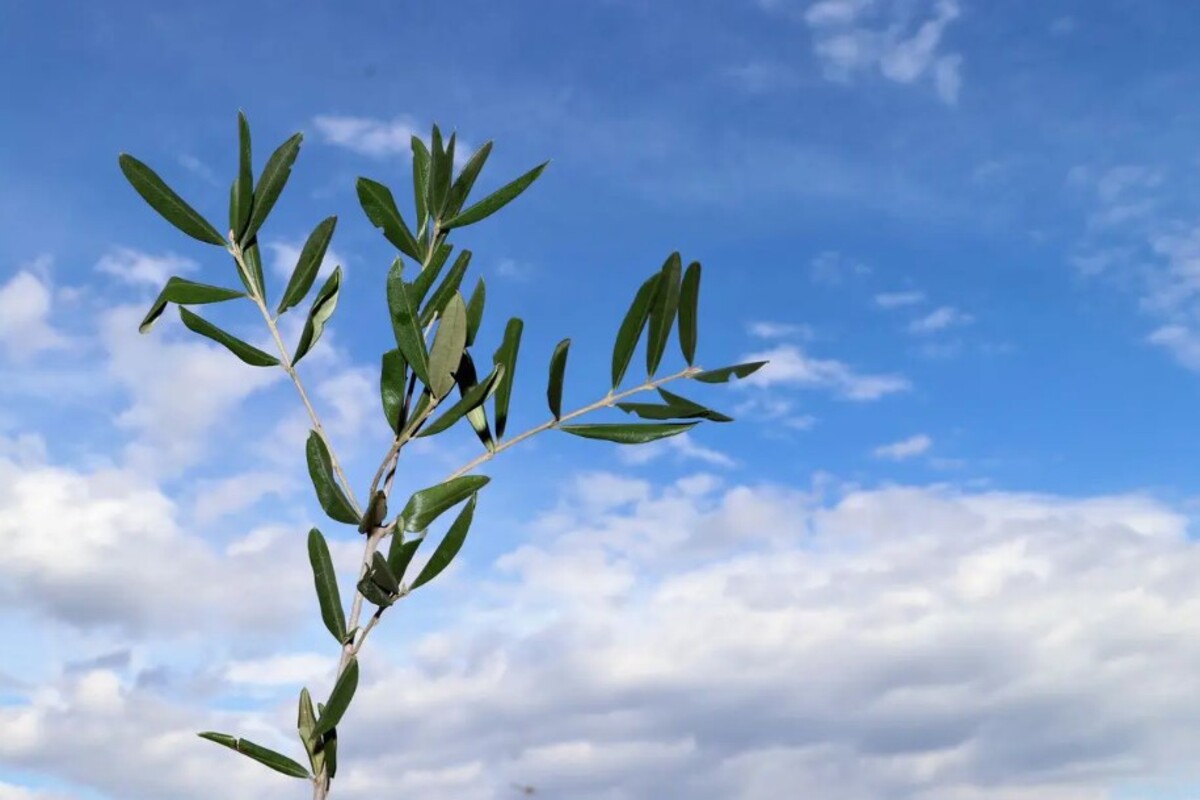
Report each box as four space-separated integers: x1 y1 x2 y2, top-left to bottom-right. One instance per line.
0 264 69 361
618 432 736 468
96 248 196 286
873 432 932 460
741 344 909 400
312 114 421 158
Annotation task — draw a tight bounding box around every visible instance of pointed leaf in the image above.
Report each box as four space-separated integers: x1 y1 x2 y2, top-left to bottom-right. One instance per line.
243 133 302 243
420 250 472 327
419 363 503 438
357 177 421 260
411 493 477 589
492 318 523 439
323 727 339 780
369 551 400 594
278 216 337 314
198 733 310 779
447 141 493 218
465 277 486 346
235 240 267 300
118 154 225 245
678 260 701 365
305 432 359 525
356 573 394 608
401 475 490 532
412 135 432 232
178 307 279 367
611 273 661 388
387 532 423 583
381 349 408 433
313 658 358 738
456 352 495 450
443 162 548 229
655 387 733 422
428 294 468 398
547 338 570 420
430 126 453 220
386 259 431 388
691 361 768 384
412 242 453 307
139 277 244 333
293 266 342 365
646 252 682 376
560 422 698 444
230 112 253 239
307 528 346 643
298 687 317 742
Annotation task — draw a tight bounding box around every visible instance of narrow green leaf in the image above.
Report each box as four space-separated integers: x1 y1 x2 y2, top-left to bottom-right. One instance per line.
359 491 388 534
313 658 358 738
178 307 279 367
118 154 225 245
293 266 342 365
298 687 317 742
430 126 453 220
691 361 768 384
305 431 359 525
447 141 493 218
411 493 477 589
401 475 490 532
492 318 523 439
611 273 661 388
465 277 486 346
412 242 453 307
357 573 394 608
323 727 339 780
616 397 732 423
560 422 698 444
420 250 472 327
443 162 548 229
139 277 244 333
386 259 431 388
278 216 337 314
369 551 399 594
306 529 346 643
380 349 407 433
357 177 422 260
646 252 682 376
546 338 570 420
418 363 503 438
428 294 468 398
456 352 495 450
412 136 432 232
657 387 733 421
231 112 253 240
198 732 310 779
236 240 267 300
387 532 422 583
678 261 701 365
243 132 302 243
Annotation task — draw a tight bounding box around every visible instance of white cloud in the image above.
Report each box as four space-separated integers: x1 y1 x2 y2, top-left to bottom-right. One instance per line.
873 433 932 460
741 344 909 400
1147 324 1200 370
224 653 334 687
191 469 294 524
496 258 532 281
265 238 346 282
0 265 69 361
312 114 421 158
810 250 871 285
908 305 973 334
618 432 736 468
874 290 926 309
796 0 965 104
96 247 196 286
747 320 814 339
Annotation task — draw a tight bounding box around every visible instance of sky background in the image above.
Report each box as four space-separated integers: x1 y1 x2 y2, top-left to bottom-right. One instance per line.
5 0 1200 798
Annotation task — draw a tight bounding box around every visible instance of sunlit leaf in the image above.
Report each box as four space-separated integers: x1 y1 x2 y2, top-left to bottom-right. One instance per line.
305 431 359 525
420 250 472 327
357 177 422 260
243 132 303 243
446 141 493 219
411 135 432 232
380 349 408 433
442 161 549 229
118 154 225 245
428 293 468 398
418 363 503 438
386 259 431 388
293 266 342 364
401 475 490 532
198 732 310 779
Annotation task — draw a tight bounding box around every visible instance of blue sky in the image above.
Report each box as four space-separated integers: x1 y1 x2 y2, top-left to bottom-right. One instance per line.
6 1 1200 799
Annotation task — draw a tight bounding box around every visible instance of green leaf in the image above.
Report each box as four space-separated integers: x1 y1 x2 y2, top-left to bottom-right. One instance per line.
492 318 523 439
380 349 408 433
428 293 468 398
418 363 503 438
369 551 400 594
118 154 226 245
546 338 570 421
611 273 661 389
420 250 472 327
386 532 422 583
455 352 495 451
237 240 267 300
178 307 279 367
305 431 359 525
359 491 389 534
386 259 432 388
277 216 337 314
657 387 733 421
412 242 453 308
430 126 453 220
306 528 346 643
412 136 432 232
322 727 339 780
243 132 303 243
678 260 701 365
616 396 732 423
139 277 244 333
646 252 682 376
230 112 253 240
198 732 310 779
313 658 358 738
356 573 394 608
691 361 768 384
447 141 493 219
411 493 477 589
465 277 486 347
442 161 549 229
357 177 422 260
298 687 321 774
293 266 342 365
401 475 490 532
560 422 698 444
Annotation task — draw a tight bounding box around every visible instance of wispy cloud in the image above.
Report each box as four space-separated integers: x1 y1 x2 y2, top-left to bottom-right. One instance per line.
312 115 421 158
96 248 196 287
873 433 932 460
742 344 909 400
810 250 870 285
747 321 814 340
874 290 926 309
908 305 973 334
